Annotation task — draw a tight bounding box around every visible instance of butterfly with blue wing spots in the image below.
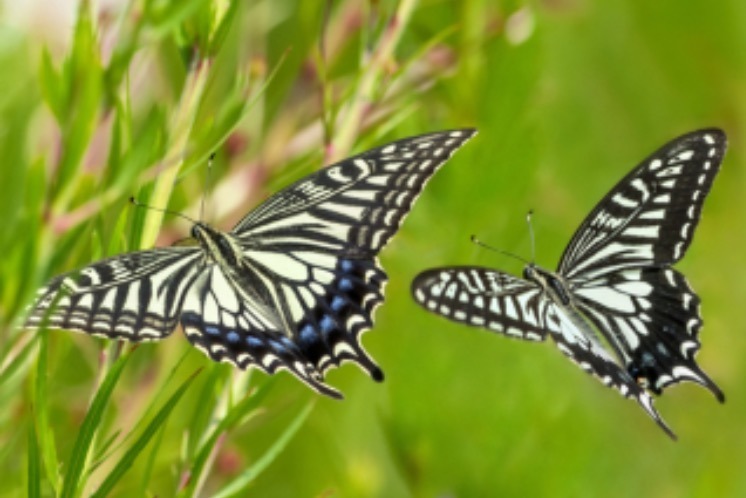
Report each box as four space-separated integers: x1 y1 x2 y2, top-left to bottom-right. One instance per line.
411 129 726 438
25 129 476 397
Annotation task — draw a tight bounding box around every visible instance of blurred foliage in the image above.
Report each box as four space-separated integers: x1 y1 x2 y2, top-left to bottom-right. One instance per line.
0 0 744 496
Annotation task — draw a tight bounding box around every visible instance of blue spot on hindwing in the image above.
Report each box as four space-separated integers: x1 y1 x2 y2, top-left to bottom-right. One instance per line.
246 336 263 348
226 331 240 344
300 324 319 345
339 278 353 291
269 339 287 353
339 259 354 272
320 315 335 333
279 335 295 348
206 326 221 336
330 295 346 312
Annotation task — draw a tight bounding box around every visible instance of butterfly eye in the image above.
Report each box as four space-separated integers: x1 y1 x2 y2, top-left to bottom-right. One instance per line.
522 266 534 280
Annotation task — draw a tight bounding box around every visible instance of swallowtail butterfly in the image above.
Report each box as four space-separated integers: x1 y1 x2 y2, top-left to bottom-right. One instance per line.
25 129 476 397
411 129 726 439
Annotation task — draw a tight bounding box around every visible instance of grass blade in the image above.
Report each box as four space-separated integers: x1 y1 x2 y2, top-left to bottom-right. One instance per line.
178 378 276 497
33 333 60 495
60 352 130 498
211 402 314 498
0 334 37 388
91 369 200 497
27 419 42 498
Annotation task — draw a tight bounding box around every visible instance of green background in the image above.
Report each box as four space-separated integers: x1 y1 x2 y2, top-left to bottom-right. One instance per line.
0 1 744 496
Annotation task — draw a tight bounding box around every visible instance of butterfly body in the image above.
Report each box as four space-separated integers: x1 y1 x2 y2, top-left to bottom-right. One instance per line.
412 129 726 438
26 129 476 397
191 223 243 268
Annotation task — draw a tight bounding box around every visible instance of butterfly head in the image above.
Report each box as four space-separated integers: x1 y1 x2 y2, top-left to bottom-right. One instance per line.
523 264 572 306
522 263 537 281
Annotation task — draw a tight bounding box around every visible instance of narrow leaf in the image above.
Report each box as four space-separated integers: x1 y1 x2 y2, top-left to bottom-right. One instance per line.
28 419 42 498
38 48 63 123
91 369 199 497
211 402 314 498
34 333 60 494
178 378 275 497
60 353 130 498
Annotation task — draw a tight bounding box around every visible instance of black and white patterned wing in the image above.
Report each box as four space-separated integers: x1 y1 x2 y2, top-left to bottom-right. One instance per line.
182 130 476 396
558 129 726 281
411 267 548 342
573 267 724 401
558 130 726 402
540 299 676 438
180 256 385 398
233 130 477 254
25 247 203 340
411 266 677 437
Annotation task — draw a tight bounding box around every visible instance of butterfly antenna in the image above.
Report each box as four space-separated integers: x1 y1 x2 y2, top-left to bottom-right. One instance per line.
470 235 530 265
200 152 216 222
129 197 198 225
526 209 536 263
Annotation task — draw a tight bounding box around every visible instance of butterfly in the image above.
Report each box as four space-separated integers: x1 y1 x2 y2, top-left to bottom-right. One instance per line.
25 129 476 397
411 129 726 439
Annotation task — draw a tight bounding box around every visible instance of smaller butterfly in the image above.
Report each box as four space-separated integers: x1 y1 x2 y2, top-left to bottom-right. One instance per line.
411 129 726 439
25 129 476 397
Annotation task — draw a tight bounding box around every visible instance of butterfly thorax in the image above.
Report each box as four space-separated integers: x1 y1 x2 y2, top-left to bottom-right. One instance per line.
523 264 572 306
191 223 242 267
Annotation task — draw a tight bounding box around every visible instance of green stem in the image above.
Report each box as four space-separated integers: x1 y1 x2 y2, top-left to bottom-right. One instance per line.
330 0 418 163
141 58 211 248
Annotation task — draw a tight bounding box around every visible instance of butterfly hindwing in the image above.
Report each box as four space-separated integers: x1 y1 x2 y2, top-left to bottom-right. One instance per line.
180 255 386 397
574 267 724 400
541 297 675 438
25 248 202 340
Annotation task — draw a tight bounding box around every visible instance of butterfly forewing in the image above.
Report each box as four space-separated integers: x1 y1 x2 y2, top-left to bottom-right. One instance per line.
234 131 476 254
412 267 548 341
25 129 476 398
559 129 726 281
26 248 202 340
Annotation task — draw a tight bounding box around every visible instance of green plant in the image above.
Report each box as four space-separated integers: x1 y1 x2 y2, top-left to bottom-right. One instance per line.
1 1 744 497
